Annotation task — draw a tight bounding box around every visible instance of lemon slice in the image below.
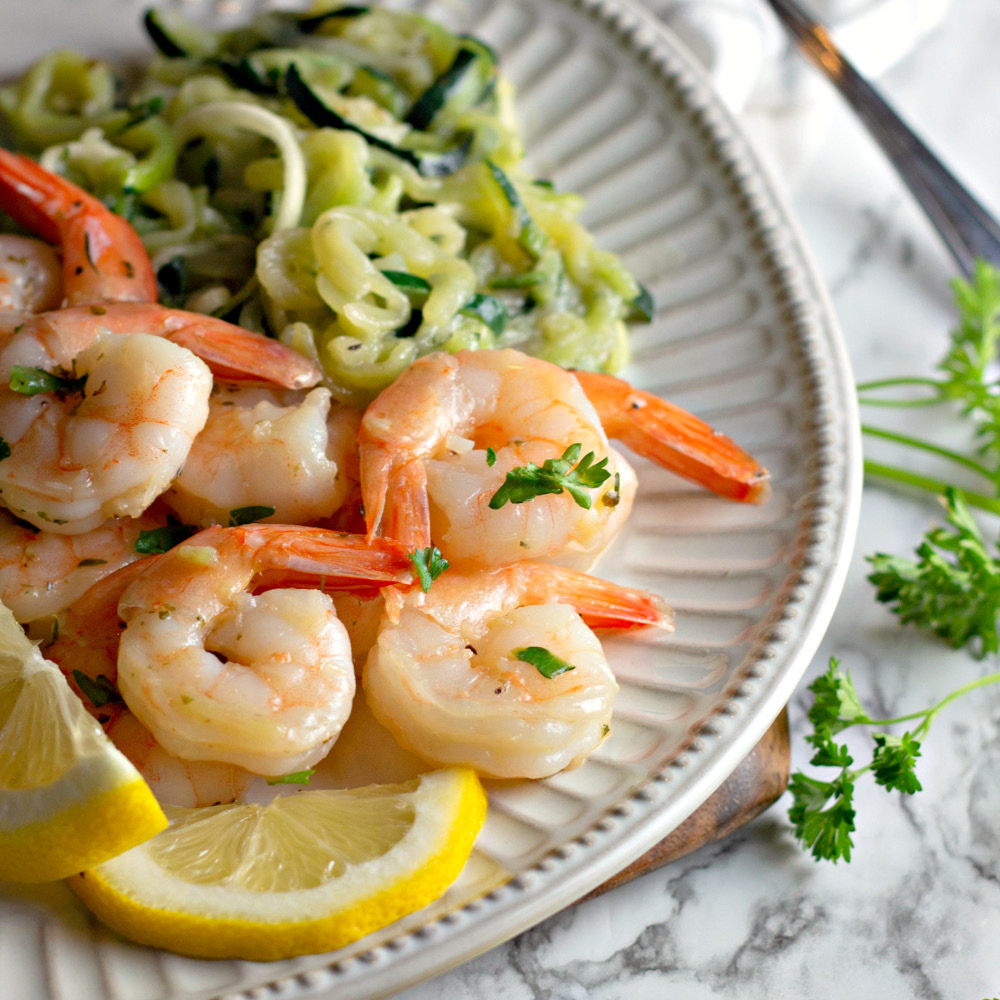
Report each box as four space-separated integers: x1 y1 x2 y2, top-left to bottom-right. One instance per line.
68 768 487 961
0 602 168 883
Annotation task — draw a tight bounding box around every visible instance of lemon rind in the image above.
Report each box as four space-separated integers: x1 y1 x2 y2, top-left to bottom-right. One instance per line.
68 769 488 961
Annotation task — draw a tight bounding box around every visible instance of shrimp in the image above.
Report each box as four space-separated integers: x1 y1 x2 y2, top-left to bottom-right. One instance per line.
163 383 360 527
359 349 636 570
0 147 157 306
0 504 166 623
0 301 322 391
360 350 768 570
115 524 414 776
0 149 322 389
0 328 212 534
0 235 62 313
42 563 255 808
105 710 256 808
364 561 673 779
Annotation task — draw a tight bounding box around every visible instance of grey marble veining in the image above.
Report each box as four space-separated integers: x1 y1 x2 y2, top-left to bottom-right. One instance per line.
392 2 1000 997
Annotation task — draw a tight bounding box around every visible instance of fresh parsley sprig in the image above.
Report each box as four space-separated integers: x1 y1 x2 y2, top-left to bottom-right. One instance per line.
789 657 1000 862
489 443 610 510
858 259 1000 512
867 488 1000 656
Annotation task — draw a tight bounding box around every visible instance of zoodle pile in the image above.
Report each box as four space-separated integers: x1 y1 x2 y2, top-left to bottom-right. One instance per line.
0 4 767 963
1 4 649 404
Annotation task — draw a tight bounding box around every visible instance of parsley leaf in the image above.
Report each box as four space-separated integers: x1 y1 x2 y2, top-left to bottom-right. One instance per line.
409 545 449 592
807 662 869 735
485 447 497 467
10 365 86 397
229 505 276 526
788 770 856 863
134 520 198 554
515 646 575 678
871 732 923 794
72 671 123 709
266 769 315 786
489 443 611 510
867 488 1000 656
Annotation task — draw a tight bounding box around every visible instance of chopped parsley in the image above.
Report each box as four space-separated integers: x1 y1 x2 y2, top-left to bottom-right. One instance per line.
134 520 198 554
266 769 315 786
409 545 449 592
72 671 123 709
515 646 575 678
489 443 611 510
229 505 276 526
9 365 86 397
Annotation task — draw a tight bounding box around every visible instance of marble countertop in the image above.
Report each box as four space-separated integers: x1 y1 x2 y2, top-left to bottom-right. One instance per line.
395 3 1000 998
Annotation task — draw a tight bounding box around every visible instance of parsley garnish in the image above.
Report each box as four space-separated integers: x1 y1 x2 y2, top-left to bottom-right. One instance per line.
9 365 86 397
789 657 1000 862
489 443 611 510
485 447 497 467
72 671 123 709
0 436 9 462
409 545 449 592
266 769 315 785
515 646 575 678
868 488 1000 656
229 505 276 526
134 519 198 554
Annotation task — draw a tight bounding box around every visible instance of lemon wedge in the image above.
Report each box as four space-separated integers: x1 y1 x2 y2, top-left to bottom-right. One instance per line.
0 601 168 883
68 768 487 961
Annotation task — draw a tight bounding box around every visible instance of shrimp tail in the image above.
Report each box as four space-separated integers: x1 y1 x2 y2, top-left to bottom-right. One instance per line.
512 562 674 631
574 370 770 504
31 303 322 389
245 525 415 591
155 308 322 390
385 459 432 552
0 148 158 305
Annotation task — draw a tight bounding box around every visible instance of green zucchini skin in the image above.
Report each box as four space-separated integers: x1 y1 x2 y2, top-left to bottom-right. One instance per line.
284 63 471 178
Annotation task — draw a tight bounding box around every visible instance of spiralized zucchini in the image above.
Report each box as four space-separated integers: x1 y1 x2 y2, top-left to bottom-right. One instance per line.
0 4 650 403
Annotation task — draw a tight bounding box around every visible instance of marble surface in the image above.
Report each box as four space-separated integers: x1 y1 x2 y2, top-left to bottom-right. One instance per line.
393 3 1000 998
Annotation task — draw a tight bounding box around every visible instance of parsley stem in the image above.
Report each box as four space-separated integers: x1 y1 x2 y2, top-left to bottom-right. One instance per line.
863 459 1000 515
860 671 1000 731
862 425 995 480
855 375 942 395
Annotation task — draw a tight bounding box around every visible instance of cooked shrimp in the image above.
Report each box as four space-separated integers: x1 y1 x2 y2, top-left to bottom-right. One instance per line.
0 235 62 313
0 504 166 623
105 709 255 808
116 524 413 776
164 384 360 527
0 328 212 533
0 301 322 391
360 350 768 571
364 561 673 779
359 349 636 570
42 565 255 809
0 147 157 306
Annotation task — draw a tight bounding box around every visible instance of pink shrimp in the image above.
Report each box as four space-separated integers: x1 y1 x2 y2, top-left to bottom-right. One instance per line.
365 561 673 779
0 147 157 306
115 525 414 776
359 349 768 569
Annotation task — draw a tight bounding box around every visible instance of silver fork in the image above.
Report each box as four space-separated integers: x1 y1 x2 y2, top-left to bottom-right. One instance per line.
761 0 1000 278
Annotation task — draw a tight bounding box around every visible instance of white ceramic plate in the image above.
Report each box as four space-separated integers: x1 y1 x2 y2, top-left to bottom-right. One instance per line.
0 1 862 997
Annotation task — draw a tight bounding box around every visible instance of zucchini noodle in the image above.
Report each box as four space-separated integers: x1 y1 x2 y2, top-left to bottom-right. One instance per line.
0 4 652 403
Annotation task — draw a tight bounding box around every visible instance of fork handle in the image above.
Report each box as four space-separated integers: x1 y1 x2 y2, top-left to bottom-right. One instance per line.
766 0 1000 278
